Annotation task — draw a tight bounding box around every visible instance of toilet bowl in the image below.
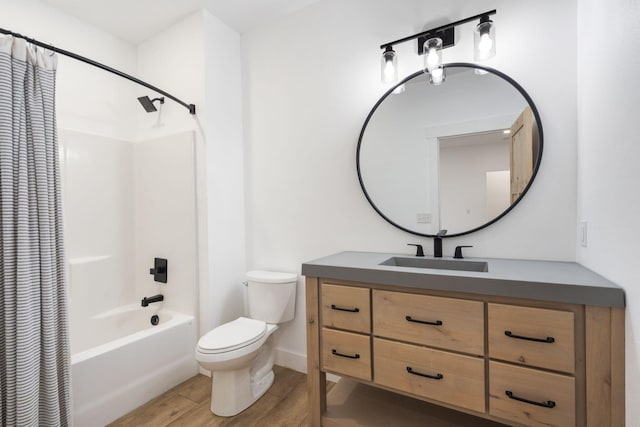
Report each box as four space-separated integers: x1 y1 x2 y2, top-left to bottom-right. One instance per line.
195 271 297 416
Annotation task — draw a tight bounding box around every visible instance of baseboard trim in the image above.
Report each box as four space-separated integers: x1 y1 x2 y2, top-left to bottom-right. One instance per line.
275 348 340 383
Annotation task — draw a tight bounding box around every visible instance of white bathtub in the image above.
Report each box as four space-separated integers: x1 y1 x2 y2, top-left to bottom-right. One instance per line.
71 305 198 427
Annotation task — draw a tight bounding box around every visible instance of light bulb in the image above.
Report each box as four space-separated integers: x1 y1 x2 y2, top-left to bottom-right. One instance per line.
423 38 442 73
426 48 439 72
384 60 395 80
474 17 496 62
381 46 398 84
429 68 444 86
478 33 493 52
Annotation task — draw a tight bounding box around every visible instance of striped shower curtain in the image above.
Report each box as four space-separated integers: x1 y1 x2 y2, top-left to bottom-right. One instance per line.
0 37 72 426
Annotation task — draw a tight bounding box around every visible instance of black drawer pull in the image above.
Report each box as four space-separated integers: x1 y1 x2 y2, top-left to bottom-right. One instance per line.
505 390 556 408
405 315 442 326
331 304 360 313
504 330 555 343
331 349 360 359
406 366 443 380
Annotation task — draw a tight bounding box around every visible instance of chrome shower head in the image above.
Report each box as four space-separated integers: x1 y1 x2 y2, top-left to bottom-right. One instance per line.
137 96 164 112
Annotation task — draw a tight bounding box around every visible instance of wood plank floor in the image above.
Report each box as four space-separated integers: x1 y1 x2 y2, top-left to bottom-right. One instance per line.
108 366 331 427
108 366 505 427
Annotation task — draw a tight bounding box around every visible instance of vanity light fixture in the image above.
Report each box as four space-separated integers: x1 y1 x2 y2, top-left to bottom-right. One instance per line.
424 38 443 72
475 15 496 61
381 46 398 84
379 9 496 86
424 37 444 85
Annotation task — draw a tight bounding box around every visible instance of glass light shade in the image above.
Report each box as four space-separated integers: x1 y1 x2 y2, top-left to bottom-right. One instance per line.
381 47 398 84
474 19 496 61
423 38 443 72
428 67 445 86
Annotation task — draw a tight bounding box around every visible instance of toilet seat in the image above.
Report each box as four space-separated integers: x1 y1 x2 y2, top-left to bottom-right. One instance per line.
197 317 267 354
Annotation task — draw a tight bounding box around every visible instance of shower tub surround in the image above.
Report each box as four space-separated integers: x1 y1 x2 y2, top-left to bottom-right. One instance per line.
59 129 199 424
71 306 197 426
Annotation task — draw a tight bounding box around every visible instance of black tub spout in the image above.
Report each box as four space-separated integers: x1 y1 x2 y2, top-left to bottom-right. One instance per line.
141 294 164 307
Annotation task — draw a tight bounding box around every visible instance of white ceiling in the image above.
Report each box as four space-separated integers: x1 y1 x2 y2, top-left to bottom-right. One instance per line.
41 0 321 44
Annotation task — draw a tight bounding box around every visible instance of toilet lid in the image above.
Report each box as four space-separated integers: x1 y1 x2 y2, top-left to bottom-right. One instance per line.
197 317 267 354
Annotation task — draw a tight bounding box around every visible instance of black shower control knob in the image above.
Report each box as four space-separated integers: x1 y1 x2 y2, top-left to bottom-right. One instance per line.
150 258 168 283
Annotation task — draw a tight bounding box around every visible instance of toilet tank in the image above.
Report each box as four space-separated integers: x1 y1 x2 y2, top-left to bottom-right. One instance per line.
246 270 297 324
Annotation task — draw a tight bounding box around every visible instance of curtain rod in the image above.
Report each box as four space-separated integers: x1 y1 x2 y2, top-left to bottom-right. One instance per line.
0 27 196 115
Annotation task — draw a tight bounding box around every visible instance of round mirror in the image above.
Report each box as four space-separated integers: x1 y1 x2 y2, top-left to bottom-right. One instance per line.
357 63 543 237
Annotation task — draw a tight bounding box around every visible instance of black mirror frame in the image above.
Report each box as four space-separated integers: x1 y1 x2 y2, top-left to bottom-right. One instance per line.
356 63 544 238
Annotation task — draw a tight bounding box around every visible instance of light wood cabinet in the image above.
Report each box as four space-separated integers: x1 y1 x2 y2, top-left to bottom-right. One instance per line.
322 284 370 333
374 337 485 413
489 361 575 426
321 328 371 381
306 277 625 427
488 303 575 374
373 290 484 355
486 304 578 426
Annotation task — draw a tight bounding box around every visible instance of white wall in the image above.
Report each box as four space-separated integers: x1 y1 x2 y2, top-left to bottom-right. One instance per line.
135 10 246 338
135 11 207 334
440 139 509 231
5 0 206 341
135 9 246 342
5 0 247 344
577 0 640 422
2 0 138 140
243 0 578 366
203 10 246 333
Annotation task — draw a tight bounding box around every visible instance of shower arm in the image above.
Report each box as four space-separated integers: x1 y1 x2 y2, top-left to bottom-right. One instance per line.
0 27 197 115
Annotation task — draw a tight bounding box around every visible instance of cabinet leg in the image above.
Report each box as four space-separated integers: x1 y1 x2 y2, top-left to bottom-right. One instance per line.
306 277 326 427
586 306 625 427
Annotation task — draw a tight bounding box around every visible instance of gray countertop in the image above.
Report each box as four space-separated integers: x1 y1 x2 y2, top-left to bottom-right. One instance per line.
301 251 625 308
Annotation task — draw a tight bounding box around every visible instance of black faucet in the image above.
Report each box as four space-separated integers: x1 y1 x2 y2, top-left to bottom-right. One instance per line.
454 245 473 259
407 244 425 257
433 229 447 258
141 294 164 307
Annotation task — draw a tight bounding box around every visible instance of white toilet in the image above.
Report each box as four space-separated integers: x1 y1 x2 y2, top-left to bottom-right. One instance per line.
195 270 297 416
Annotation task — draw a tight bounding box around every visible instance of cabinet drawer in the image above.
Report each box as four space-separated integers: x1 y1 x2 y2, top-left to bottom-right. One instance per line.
373 290 484 355
488 303 575 373
322 284 371 333
374 338 485 413
489 361 575 426
322 328 371 381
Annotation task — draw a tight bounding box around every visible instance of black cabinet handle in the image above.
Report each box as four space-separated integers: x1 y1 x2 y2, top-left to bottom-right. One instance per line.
331 349 360 359
405 315 443 326
504 330 555 343
505 390 556 408
406 366 443 380
331 304 360 313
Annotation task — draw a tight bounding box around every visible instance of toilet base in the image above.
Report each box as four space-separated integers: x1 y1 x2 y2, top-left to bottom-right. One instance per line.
209 340 276 416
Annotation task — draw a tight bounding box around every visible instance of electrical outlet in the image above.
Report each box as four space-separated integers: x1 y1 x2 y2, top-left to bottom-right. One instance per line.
417 213 432 224
579 220 587 247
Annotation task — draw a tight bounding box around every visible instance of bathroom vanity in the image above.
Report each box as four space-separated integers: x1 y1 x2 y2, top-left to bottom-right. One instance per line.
302 251 625 427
